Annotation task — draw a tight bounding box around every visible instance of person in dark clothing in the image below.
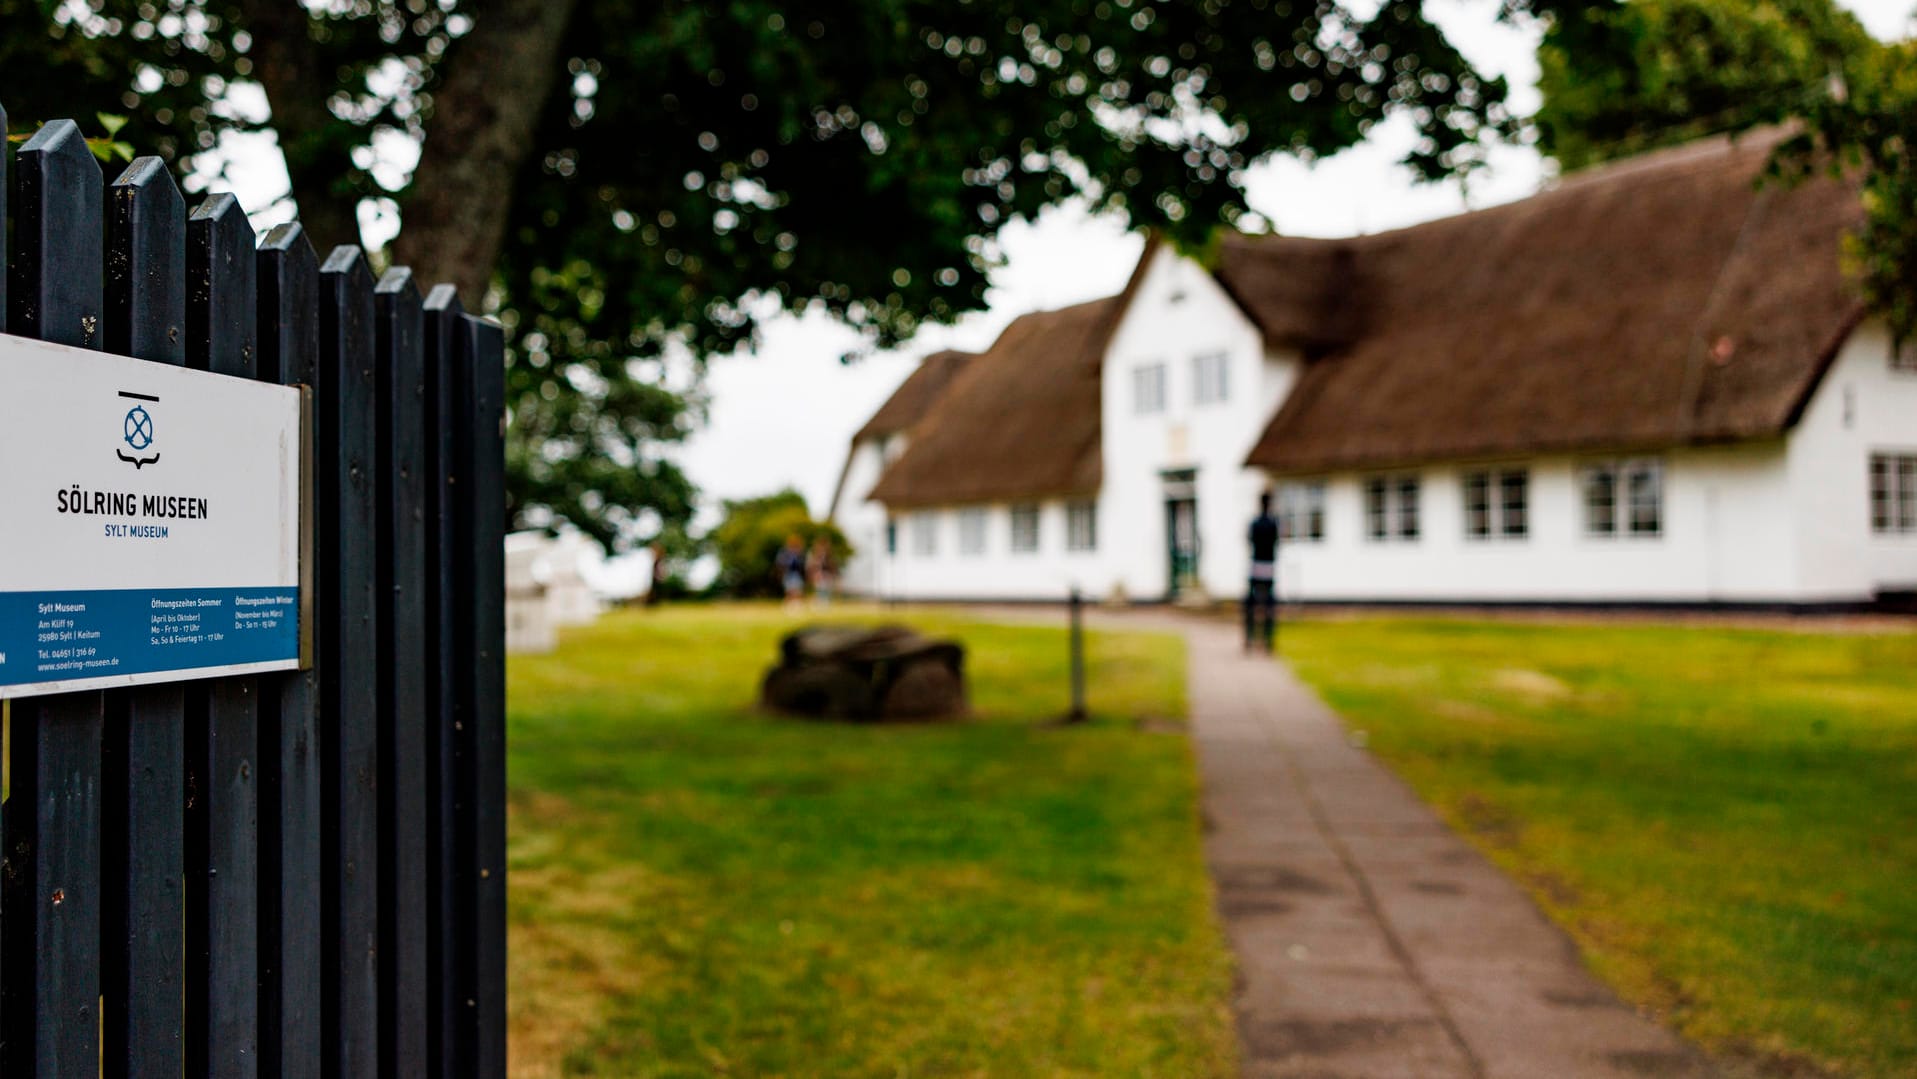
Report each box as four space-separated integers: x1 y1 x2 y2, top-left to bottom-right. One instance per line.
1246 491 1280 653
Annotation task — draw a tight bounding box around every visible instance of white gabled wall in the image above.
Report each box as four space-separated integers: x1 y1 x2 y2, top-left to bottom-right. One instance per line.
1786 321 1917 598
1098 245 1287 600
832 436 895 596
864 246 1283 602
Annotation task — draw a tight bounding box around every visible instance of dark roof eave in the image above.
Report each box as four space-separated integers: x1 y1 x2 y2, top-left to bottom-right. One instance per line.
868 483 1103 510
1246 430 1798 476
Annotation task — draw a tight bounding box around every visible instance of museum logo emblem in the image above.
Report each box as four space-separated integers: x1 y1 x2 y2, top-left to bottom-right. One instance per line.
117 389 161 469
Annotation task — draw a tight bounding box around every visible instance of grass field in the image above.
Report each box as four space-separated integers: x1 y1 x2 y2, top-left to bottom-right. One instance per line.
1280 617 1917 1079
505 604 1235 1077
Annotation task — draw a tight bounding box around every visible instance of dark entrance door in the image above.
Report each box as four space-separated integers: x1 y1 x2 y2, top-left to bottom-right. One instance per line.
1161 467 1200 599
1166 497 1200 598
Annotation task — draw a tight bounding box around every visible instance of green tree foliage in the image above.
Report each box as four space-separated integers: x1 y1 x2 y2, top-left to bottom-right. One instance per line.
0 0 1520 551
1534 0 1878 170
1786 38 1917 347
710 490 850 599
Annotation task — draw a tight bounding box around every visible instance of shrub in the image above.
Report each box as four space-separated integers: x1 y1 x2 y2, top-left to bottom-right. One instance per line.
710 489 853 598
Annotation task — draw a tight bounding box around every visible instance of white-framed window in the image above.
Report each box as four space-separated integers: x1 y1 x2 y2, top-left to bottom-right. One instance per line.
911 512 939 556
1582 466 1617 536
957 508 987 555
1871 453 1917 533
885 518 898 555
1276 482 1326 542
1192 351 1230 406
1892 342 1917 373
1464 469 1529 540
1066 500 1097 552
1133 362 1167 415
1009 503 1041 553
1582 459 1663 538
1364 474 1421 542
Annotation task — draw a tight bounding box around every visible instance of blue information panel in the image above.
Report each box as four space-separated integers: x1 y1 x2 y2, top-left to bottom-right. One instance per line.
0 334 305 698
0 588 300 687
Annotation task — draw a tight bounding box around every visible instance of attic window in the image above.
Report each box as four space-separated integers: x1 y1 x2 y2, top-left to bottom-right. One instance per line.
1192 352 1229 405
1133 363 1167 415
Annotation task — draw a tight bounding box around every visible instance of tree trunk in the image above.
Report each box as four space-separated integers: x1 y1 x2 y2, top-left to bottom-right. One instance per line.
390 0 581 304
244 0 578 301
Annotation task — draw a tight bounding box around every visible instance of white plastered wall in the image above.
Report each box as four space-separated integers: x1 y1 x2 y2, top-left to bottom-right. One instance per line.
1096 246 1290 601
1266 447 1806 603
867 500 1107 601
831 437 895 596
1786 320 1917 598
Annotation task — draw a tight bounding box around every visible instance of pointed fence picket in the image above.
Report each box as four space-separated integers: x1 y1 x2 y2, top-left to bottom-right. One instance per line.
0 105 507 1079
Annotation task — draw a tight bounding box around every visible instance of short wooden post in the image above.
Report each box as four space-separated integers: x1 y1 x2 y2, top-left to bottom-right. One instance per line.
1068 589 1088 723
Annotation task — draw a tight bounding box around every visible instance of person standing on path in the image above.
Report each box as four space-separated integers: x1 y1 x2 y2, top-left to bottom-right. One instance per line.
1246 491 1279 653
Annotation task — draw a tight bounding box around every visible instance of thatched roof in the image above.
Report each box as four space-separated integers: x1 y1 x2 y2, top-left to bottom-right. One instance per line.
1238 128 1867 474
866 297 1122 507
852 349 976 444
862 236 1160 508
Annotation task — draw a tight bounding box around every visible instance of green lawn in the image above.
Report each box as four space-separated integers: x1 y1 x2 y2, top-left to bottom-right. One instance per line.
505 604 1235 1077
1281 617 1917 1079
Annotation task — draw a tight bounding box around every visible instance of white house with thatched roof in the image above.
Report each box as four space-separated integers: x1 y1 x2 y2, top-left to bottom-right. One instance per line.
832 130 1917 609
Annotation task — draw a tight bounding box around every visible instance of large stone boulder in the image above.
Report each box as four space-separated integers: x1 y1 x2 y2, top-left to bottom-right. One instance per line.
760 624 968 721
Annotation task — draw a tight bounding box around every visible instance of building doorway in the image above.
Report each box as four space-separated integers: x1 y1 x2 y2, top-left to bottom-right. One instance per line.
1162 468 1200 599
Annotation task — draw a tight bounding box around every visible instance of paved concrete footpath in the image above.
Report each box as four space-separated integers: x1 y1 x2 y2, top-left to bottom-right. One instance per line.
1148 614 1717 1078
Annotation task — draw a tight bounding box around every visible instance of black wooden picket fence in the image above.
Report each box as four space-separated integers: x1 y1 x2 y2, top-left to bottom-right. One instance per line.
0 109 506 1077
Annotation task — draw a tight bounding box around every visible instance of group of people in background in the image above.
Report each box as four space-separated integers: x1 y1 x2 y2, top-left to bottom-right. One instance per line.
777 534 839 610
